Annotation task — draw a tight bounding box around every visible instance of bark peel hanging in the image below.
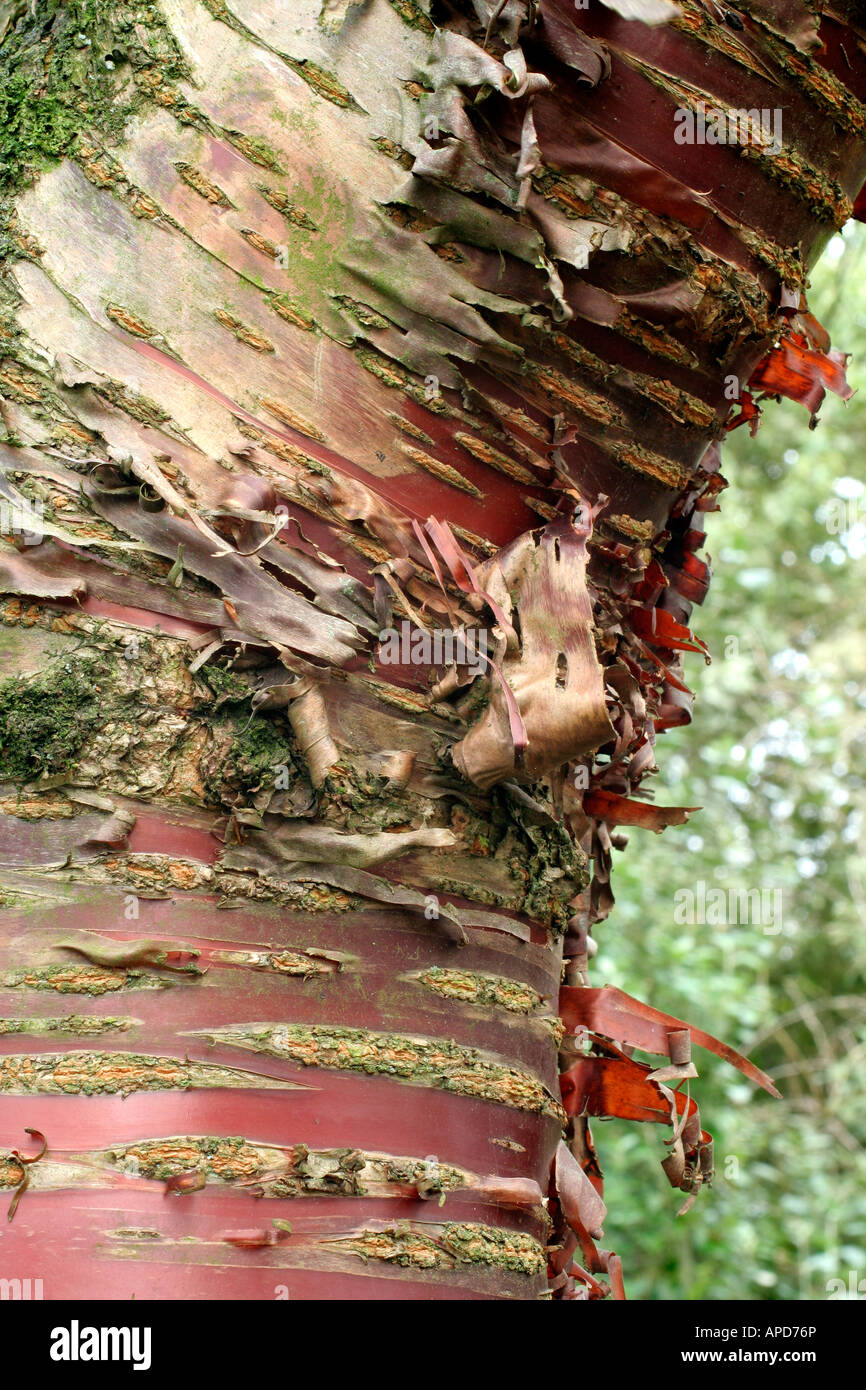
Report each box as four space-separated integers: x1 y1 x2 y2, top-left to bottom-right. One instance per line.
0 0 863 1301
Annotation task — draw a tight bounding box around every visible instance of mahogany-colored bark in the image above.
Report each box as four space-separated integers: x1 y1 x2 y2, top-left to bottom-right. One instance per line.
0 0 864 1300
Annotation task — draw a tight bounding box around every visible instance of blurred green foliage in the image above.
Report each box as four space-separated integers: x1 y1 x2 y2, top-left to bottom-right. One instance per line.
596 222 866 1301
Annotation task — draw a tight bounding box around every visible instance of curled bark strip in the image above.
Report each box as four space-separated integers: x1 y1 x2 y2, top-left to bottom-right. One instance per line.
559 985 781 1097
410 520 464 629
562 1235 625 1300
555 1138 607 1240
0 541 88 600
57 935 204 976
560 1053 713 1195
88 459 151 504
560 1053 665 1124
538 5 611 85
2 0 861 1303
582 791 698 831
457 910 533 944
16 1128 47 1164
83 482 363 667
207 473 282 556
725 0 821 53
461 643 530 759
600 1249 626 1301
272 863 468 945
570 1261 608 1300
630 637 694 695
451 508 614 787
647 1060 698 1084
6 1128 47 1223
7 1167 29 1223
282 679 341 788
747 331 854 424
422 517 518 646
630 606 710 661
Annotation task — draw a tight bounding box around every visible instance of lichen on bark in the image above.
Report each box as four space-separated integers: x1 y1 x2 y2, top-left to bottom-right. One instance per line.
0 0 862 1302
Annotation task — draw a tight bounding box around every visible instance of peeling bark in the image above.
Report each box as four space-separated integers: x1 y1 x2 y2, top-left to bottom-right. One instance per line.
0 0 864 1300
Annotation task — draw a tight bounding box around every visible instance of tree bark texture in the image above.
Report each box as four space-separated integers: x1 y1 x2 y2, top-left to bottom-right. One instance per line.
0 0 864 1299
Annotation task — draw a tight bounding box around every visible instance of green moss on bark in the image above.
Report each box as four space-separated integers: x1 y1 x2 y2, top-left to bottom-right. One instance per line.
0 652 112 782
0 0 186 195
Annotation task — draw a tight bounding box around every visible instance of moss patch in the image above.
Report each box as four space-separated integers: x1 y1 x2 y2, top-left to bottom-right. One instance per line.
201 708 300 802
0 652 112 782
0 0 187 195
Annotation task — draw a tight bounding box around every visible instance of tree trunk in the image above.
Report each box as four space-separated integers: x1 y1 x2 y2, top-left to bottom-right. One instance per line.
0 0 863 1300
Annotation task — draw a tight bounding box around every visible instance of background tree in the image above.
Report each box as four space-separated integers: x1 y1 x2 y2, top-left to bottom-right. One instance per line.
0 0 863 1300
603 222 866 1300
